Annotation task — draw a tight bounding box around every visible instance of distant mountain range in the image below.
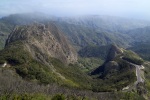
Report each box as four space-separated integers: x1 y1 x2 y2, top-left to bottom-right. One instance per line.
0 13 150 99
1 13 150 49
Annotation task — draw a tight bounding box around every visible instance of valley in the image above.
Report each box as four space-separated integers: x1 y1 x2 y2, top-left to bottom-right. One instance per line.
0 13 150 100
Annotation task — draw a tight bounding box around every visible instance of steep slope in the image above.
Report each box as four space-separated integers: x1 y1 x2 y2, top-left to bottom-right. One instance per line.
1 13 150 99
129 42 150 60
91 45 145 91
56 21 132 47
6 23 77 64
126 26 150 61
78 45 111 60
0 23 93 89
77 45 111 72
57 15 150 32
1 13 150 50
0 13 56 50
55 15 150 47
127 26 150 43
0 19 14 49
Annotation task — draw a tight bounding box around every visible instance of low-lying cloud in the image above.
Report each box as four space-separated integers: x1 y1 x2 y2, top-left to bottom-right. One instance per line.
0 0 150 20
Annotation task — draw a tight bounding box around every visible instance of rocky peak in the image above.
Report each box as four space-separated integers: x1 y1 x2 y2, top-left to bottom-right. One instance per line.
6 22 77 64
106 44 123 62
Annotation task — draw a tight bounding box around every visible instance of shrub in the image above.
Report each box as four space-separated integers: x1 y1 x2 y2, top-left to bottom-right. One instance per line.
51 94 65 100
0 94 50 100
123 50 144 65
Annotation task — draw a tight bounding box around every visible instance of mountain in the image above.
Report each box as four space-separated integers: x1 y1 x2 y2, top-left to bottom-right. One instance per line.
55 15 150 48
55 21 132 47
78 45 111 60
91 45 145 92
1 13 150 50
0 13 150 99
0 13 56 50
127 26 150 43
6 22 77 64
129 42 150 61
55 15 150 47
0 23 93 89
0 18 14 49
126 26 150 61
57 15 150 32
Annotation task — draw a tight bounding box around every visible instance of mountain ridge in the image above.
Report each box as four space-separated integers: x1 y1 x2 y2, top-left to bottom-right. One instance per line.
0 13 150 99
1 13 150 50
5 22 77 64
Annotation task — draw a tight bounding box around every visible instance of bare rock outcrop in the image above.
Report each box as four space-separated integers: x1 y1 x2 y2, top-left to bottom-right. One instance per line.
6 22 77 64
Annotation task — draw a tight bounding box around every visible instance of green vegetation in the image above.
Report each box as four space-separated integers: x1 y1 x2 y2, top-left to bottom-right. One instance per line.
0 14 150 100
106 54 139 90
123 50 144 65
1 13 150 50
51 94 65 100
92 67 136 92
0 41 32 65
144 62 150 91
15 61 57 84
127 26 150 46
0 41 57 84
56 21 131 48
0 40 138 92
78 57 104 72
0 93 94 100
0 17 15 50
91 47 139 91
0 40 92 89
129 42 150 61
0 94 50 100
78 45 111 60
50 58 92 89
116 92 145 100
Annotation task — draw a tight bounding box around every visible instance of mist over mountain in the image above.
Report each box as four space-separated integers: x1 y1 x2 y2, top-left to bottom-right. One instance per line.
1 13 150 49
1 0 150 21
0 10 150 100
1 0 150 99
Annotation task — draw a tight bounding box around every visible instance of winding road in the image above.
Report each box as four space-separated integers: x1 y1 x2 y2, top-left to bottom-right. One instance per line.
120 56 144 84
134 64 144 83
121 56 145 91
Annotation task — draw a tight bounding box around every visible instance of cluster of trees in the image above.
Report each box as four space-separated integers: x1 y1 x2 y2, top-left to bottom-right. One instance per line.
0 68 119 100
122 50 144 65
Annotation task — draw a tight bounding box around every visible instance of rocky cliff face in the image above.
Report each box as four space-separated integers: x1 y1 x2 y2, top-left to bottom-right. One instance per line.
90 44 147 94
6 22 77 64
106 44 123 61
91 45 123 75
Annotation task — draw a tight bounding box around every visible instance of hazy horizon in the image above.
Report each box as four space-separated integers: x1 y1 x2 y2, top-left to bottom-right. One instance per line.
0 0 150 20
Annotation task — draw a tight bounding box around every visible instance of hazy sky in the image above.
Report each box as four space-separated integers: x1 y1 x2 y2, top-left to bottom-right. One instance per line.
0 0 150 20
